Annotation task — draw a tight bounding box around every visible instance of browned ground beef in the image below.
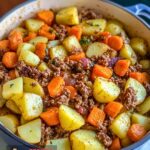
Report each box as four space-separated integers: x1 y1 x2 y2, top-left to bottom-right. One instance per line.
0 62 9 83
144 83 150 96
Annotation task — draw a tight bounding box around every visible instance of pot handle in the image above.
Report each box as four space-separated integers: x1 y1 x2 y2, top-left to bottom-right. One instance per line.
125 3 150 25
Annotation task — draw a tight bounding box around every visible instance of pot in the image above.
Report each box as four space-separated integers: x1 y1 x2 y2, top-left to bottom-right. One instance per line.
0 0 150 149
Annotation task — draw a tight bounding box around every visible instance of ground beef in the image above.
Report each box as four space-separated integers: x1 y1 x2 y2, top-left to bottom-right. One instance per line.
144 83 150 96
70 47 83 55
0 62 9 83
97 54 111 67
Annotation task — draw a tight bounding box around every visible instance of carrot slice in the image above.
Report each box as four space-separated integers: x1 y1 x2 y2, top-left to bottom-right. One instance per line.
99 31 111 44
114 59 130 77
0 40 9 50
8 69 19 79
110 138 121 150
91 64 113 80
65 86 77 99
127 124 146 142
87 106 105 127
48 76 65 97
2 52 18 68
35 42 46 60
23 32 37 42
108 36 123 51
40 107 59 126
69 52 85 61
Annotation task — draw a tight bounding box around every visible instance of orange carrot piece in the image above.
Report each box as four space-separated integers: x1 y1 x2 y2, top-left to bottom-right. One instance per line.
87 106 105 127
69 52 85 61
114 59 130 77
35 42 46 60
23 32 37 42
40 107 59 126
2 52 18 68
48 76 65 98
65 86 77 99
108 36 123 51
0 40 9 50
104 101 123 118
8 30 23 51
110 138 121 150
68 25 82 40
127 124 146 142
37 10 54 25
91 64 113 80
8 69 19 79
99 31 111 44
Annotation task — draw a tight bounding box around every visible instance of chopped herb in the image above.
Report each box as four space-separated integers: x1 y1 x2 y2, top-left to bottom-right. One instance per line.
80 37 91 45
10 83 14 88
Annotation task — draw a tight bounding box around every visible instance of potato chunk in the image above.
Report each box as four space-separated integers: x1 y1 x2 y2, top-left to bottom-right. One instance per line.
125 78 146 105
70 129 105 150
59 105 85 131
0 85 6 108
18 118 41 144
38 62 49 71
93 77 120 103
2 77 23 100
110 112 130 139
46 138 71 150
25 19 44 32
86 42 109 58
130 37 147 56
0 114 19 133
18 93 43 121
56 6 79 25
50 45 67 60
23 77 44 97
29 36 48 45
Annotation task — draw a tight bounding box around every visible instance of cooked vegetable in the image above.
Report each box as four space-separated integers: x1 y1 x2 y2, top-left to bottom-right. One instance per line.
0 86 6 108
18 93 43 121
93 77 120 103
119 44 137 65
70 129 105 150
65 86 77 99
81 19 107 35
110 112 130 139
87 106 105 127
69 52 85 61
63 36 82 52
23 32 37 42
47 40 60 49
40 107 59 126
50 45 67 60
18 118 41 144
38 62 49 71
99 31 111 44
8 69 19 79
91 64 113 80
127 124 146 142
35 42 46 60
20 116 28 125
110 138 121 150
14 27 28 37
0 114 19 133
104 101 123 118
29 36 48 45
125 78 146 105
0 40 9 50
25 19 44 32
2 52 18 68
114 59 130 77
2 77 23 101
56 6 79 25
6 100 21 114
130 37 147 56
140 59 150 69
23 77 45 97
121 137 132 147
46 138 71 150
59 105 85 131
86 42 109 58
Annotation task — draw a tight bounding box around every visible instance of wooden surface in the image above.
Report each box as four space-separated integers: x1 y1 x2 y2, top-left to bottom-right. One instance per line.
0 0 26 16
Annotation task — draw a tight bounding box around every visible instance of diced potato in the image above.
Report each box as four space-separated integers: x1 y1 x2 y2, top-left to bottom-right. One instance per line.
130 37 147 56
137 96 150 114
70 129 105 150
110 112 131 139
105 20 123 35
140 60 150 69
17 43 35 55
93 77 120 103
0 114 19 133
56 6 79 25
50 45 67 60
81 19 107 35
25 19 44 32
121 136 132 147
6 100 21 114
46 138 71 150
59 105 85 131
20 116 28 125
38 62 49 71
119 44 137 65
19 50 40 67
23 77 44 97
29 36 48 45
125 78 146 105
86 42 109 58
2 77 23 101
18 118 41 144
0 85 6 108
14 27 28 37
63 36 82 52
131 113 150 131
18 93 43 121
47 40 60 49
